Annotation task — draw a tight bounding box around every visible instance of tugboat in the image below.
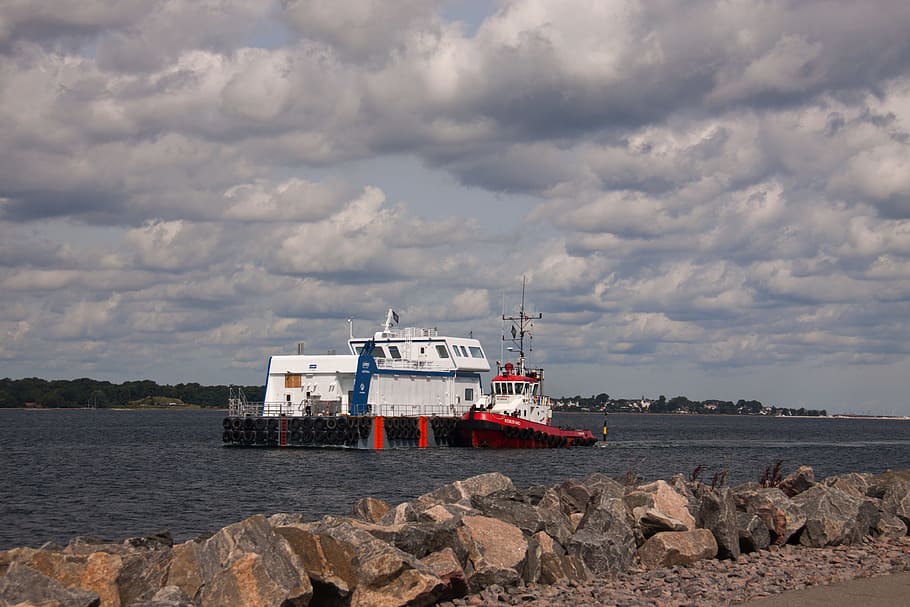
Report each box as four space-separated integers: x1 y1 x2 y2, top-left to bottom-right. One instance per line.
456 283 597 448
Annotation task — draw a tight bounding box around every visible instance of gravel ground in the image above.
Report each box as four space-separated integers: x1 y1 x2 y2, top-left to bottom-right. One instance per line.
437 536 910 607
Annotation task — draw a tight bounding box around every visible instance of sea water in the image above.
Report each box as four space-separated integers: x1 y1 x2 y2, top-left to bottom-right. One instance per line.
2 408 909 549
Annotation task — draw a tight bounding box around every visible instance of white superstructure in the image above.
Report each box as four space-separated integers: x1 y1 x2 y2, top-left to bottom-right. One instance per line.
242 310 490 418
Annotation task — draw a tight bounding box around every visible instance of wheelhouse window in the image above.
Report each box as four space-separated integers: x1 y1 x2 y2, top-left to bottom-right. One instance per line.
388 345 402 359
435 344 450 358
372 346 386 358
506 383 514 395
465 388 474 401
469 346 484 358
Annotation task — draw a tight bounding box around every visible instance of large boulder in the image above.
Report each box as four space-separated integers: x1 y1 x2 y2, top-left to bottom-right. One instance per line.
471 488 574 545
734 487 806 545
420 548 467 599
736 512 771 553
637 530 718 570
870 476 910 527
695 486 740 560
580 473 626 500
1 536 172 607
555 480 595 516
778 466 816 497
348 517 468 564
457 515 527 592
167 514 311 607
0 561 100 607
276 517 446 607
792 485 880 547
566 491 635 575
417 473 515 510
632 507 689 538
625 480 696 531
352 497 391 524
822 472 873 498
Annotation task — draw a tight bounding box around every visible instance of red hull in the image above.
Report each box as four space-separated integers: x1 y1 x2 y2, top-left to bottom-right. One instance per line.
456 410 597 449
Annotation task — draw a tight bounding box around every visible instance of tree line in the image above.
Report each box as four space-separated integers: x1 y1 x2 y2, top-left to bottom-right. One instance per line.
0 377 264 409
554 393 827 417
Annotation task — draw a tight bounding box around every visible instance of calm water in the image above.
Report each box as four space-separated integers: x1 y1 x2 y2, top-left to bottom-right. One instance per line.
2 409 910 549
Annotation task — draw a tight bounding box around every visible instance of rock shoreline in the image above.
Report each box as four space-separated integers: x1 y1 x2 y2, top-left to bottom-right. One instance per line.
2 466 910 607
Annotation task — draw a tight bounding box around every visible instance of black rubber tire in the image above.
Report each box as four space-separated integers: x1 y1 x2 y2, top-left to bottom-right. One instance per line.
255 418 266 430
289 418 301 431
325 417 337 431
231 430 242 442
301 431 314 443
223 417 233 429
267 418 278 430
336 416 348 430
243 417 254 430
289 430 301 443
222 430 232 442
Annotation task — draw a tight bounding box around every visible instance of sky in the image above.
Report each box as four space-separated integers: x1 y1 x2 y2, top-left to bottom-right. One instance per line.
2 1 910 414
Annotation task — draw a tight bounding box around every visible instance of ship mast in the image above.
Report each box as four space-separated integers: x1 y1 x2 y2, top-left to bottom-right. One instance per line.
503 276 541 376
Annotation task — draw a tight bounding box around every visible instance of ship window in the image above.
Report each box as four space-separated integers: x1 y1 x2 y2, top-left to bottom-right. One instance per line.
435 344 450 358
469 346 484 358
532 384 539 395
354 345 364 354
506 383 514 395
285 373 302 388
465 388 474 401
373 346 386 358
388 345 402 359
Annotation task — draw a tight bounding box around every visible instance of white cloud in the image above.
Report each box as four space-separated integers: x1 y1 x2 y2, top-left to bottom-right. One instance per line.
2 1 910 412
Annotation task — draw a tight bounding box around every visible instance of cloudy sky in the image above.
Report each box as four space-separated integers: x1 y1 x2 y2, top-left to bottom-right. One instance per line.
3 1 910 414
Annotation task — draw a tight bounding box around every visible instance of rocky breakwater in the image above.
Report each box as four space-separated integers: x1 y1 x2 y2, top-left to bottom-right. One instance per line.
2 467 910 607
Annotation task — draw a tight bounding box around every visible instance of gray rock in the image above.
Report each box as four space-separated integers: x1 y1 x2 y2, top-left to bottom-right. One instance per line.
695 486 741 560
458 515 527 592
539 553 588 585
277 517 446 607
625 480 696 531
167 514 312 607
418 473 516 510
420 548 467 601
873 476 910 527
734 487 806 545
581 472 626 500
0 561 100 607
567 492 635 575
128 585 195 607
637 529 718 570
471 488 574 546
736 512 771 553
779 465 816 497
554 480 594 515
874 511 908 538
632 506 689 538
792 485 880 547
352 497 391 523
822 472 873 498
